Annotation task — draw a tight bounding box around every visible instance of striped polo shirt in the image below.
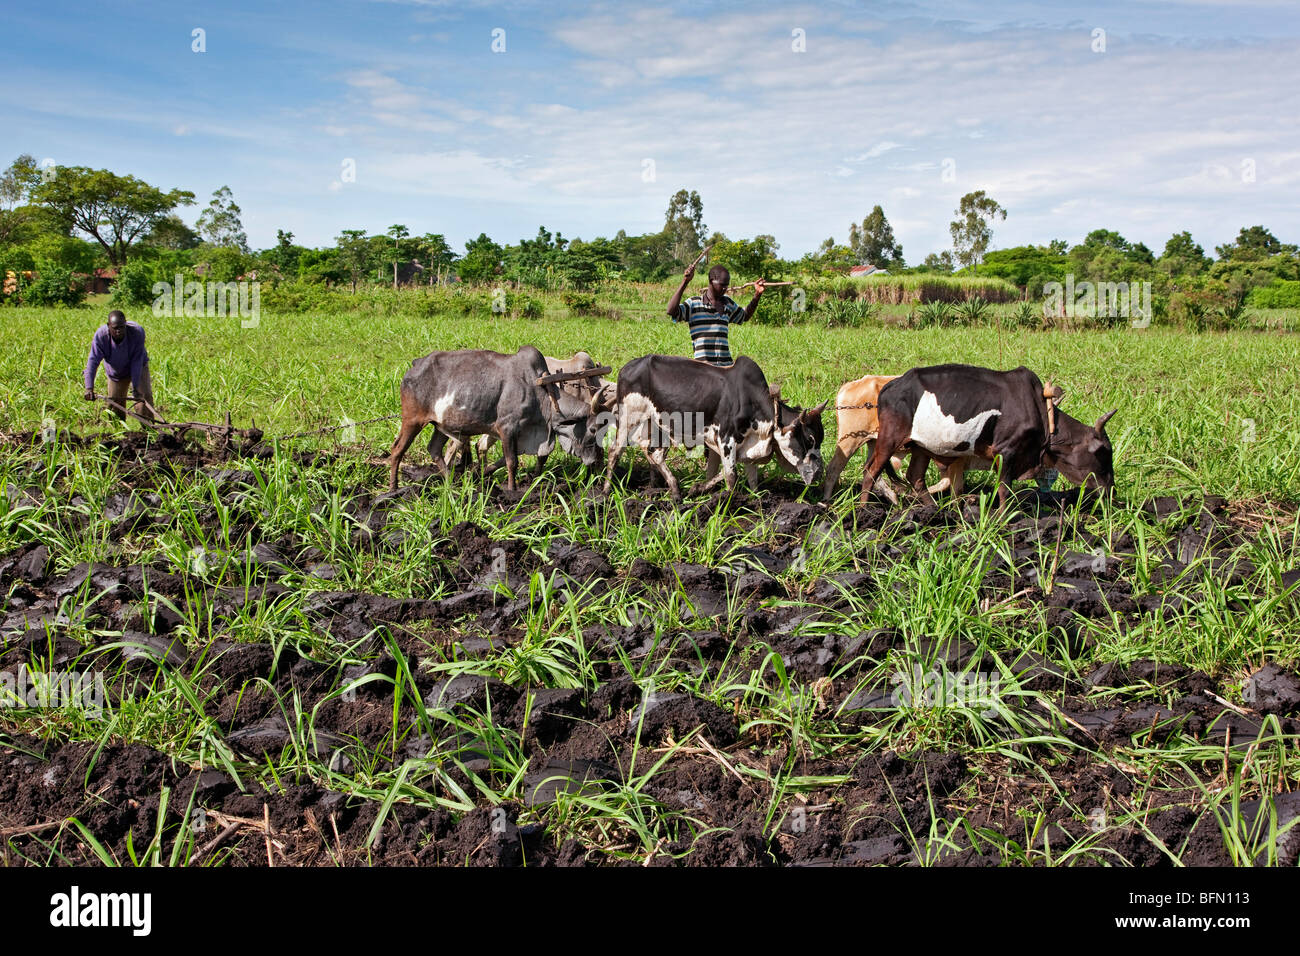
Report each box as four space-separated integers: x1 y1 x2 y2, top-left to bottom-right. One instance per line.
674 294 746 365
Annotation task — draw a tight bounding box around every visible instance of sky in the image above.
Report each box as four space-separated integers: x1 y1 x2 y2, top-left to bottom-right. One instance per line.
6 0 1299 261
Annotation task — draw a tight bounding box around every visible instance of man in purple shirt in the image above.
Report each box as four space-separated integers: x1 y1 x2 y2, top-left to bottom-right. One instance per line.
83 310 155 423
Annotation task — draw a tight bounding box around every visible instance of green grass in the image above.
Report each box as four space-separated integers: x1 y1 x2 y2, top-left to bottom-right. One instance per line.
5 302 1300 500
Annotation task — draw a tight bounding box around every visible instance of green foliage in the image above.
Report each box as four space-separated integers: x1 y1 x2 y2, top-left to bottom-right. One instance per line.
561 291 599 315
913 301 953 328
195 186 248 252
980 245 1067 288
459 233 503 283
848 205 904 268
1248 280 1300 309
950 191 1007 271
22 263 85 307
956 296 990 324
110 260 158 307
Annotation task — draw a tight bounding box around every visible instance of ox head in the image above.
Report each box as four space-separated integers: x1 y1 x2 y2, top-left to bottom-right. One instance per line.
552 414 604 470
539 380 605 471
1043 408 1116 495
770 386 828 487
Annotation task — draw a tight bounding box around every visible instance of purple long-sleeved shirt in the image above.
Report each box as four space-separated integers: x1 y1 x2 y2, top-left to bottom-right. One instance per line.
84 322 149 391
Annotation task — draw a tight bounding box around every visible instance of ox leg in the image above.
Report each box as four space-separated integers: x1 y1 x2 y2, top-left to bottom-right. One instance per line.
644 446 681 500
602 411 631 493
744 460 759 488
859 421 910 507
905 452 937 507
387 419 426 492
426 431 453 479
502 432 520 491
689 445 732 496
822 438 861 502
860 441 899 506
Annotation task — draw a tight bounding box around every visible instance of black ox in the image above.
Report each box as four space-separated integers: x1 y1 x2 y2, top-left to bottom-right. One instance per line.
602 354 826 499
861 364 1116 507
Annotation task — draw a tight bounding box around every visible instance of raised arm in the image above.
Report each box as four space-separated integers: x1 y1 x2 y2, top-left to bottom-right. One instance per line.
741 278 767 321
667 263 696 319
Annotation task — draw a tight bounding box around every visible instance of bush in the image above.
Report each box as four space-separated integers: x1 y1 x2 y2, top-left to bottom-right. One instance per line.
110 260 158 307
24 264 86 307
561 291 599 315
956 296 990 324
913 301 953 328
1247 280 1300 309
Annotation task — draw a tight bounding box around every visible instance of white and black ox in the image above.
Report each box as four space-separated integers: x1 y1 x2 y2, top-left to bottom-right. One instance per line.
602 354 827 499
860 364 1116 507
387 346 603 492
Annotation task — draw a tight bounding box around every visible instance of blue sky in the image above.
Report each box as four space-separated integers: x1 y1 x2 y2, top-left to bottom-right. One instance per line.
7 0 1299 260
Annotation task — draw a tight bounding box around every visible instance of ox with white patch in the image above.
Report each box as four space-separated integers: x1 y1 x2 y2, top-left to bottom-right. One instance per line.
861 364 1116 507
387 346 602 491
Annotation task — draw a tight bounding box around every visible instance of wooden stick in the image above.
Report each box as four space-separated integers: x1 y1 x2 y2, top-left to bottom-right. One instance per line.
726 280 794 293
688 244 713 270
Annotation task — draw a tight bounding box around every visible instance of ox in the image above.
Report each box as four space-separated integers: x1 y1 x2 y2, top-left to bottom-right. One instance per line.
387 346 602 492
602 355 826 499
442 351 616 471
821 372 971 502
860 364 1115 507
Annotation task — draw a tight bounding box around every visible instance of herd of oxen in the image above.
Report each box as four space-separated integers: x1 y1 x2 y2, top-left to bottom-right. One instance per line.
386 346 1118 506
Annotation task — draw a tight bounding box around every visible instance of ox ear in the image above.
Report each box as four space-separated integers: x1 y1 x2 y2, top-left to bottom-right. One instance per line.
801 399 828 422
1094 408 1117 434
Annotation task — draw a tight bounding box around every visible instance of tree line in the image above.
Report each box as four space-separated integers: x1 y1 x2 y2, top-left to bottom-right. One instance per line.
1 154 1296 315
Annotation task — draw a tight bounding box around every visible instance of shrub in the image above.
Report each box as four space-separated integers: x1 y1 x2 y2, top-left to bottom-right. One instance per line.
1247 280 1300 309
914 301 953 328
110 261 159 307
561 291 599 315
956 296 990 324
24 264 86 307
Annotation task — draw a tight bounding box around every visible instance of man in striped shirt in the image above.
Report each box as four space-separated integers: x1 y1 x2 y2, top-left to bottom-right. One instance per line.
667 263 766 365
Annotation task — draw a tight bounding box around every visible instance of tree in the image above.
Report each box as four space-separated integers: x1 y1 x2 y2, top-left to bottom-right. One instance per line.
141 214 201 250
664 189 706 266
1216 225 1295 262
949 191 1007 272
848 206 904 268
1158 231 1210 276
459 233 503 283
33 166 195 266
417 233 457 284
336 229 370 293
387 223 410 288
264 228 304 277
0 154 42 247
921 251 955 273
195 186 248 252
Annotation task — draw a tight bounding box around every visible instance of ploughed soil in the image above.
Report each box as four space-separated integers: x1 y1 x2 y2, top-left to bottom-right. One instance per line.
2 429 1299 867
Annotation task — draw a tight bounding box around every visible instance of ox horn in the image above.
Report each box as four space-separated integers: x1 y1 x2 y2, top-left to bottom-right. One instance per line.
1094 408 1117 433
